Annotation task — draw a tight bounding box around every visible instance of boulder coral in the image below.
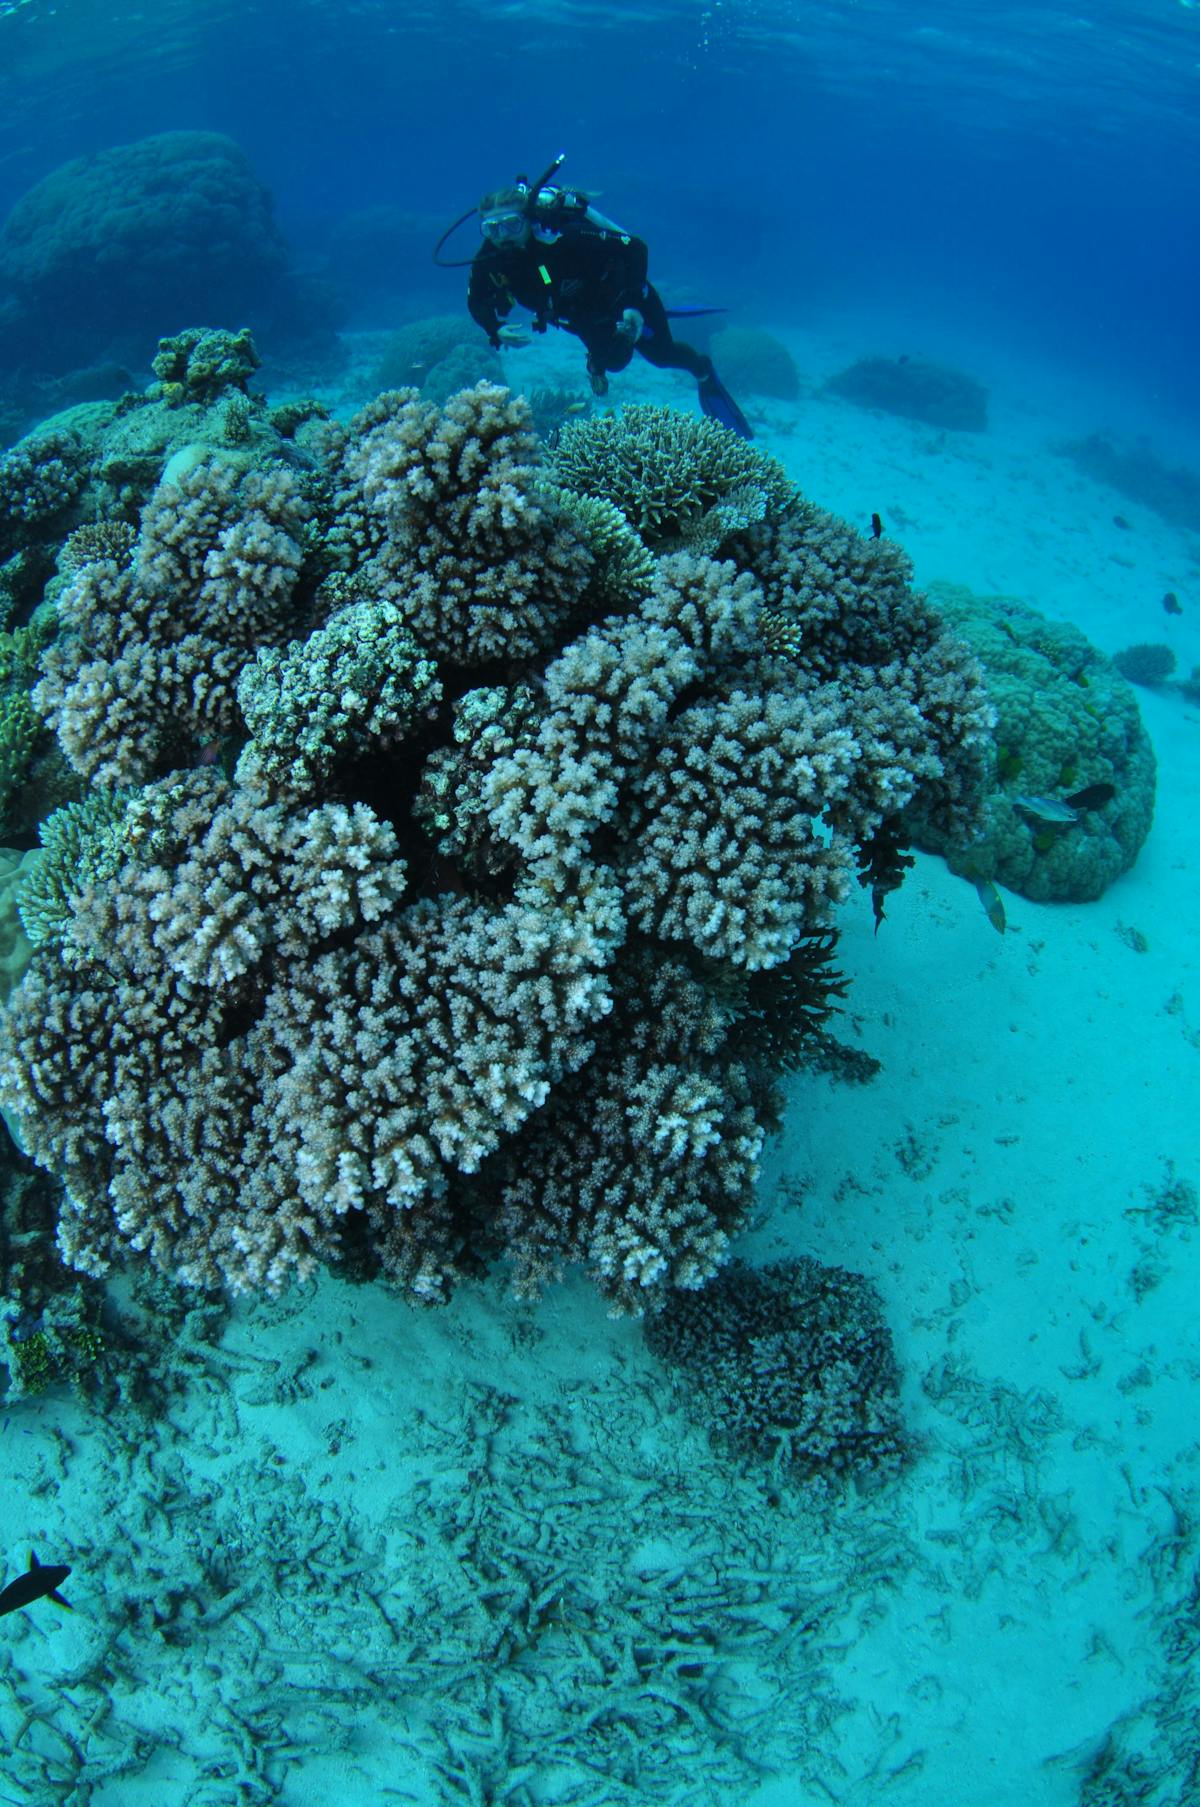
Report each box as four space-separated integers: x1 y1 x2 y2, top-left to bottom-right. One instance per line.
911 584 1155 903
0 382 991 1312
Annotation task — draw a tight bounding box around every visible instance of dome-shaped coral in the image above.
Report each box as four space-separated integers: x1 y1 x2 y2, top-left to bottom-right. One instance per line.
910 584 1155 903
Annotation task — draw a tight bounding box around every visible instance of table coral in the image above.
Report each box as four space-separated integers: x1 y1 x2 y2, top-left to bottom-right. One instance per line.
0 381 990 1311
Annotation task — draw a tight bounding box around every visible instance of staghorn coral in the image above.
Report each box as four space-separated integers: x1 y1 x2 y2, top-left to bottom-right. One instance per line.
0 608 62 838
537 481 656 609
58 520 137 576
0 377 990 1312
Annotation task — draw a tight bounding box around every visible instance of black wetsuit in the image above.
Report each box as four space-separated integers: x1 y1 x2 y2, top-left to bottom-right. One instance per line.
467 203 713 386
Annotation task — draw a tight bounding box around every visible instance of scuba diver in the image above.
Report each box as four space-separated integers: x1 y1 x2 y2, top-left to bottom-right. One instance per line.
434 153 752 438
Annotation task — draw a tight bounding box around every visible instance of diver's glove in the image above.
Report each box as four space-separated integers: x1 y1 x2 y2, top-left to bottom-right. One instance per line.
614 307 644 345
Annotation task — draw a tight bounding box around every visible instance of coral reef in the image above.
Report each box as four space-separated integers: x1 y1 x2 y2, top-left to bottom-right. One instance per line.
14 788 134 950
911 584 1156 902
523 384 594 444
35 458 311 782
150 326 262 407
548 403 794 547
823 355 989 432
0 608 72 841
372 313 502 399
1059 431 1200 533
0 134 302 371
709 326 801 401
0 428 87 561
0 845 36 1002
1112 641 1177 687
0 381 990 1311
645 1256 907 1488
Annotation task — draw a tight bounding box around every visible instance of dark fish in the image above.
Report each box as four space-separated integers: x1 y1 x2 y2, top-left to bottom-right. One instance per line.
1065 782 1116 812
870 512 883 539
0 1551 72 1617
1113 514 1132 530
1163 591 1182 615
897 354 910 365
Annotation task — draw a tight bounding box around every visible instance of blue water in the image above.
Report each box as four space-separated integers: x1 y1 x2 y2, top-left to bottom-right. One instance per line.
2 5 1199 1805
1 0 1198 413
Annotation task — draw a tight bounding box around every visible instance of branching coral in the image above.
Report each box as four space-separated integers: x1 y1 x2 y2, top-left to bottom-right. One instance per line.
0 378 990 1313
34 457 310 782
329 383 596 666
548 404 793 548
0 430 86 560
645 1256 907 1488
237 599 442 796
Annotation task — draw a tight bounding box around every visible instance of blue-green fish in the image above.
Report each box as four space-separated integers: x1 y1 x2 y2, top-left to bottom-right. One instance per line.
975 878 1006 935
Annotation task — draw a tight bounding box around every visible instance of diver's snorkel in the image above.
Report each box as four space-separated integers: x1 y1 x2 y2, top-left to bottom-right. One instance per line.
432 152 566 266
526 151 566 207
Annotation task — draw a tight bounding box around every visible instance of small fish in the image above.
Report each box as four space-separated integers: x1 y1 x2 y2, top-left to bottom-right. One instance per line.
1064 781 1115 812
1163 591 1182 615
564 400 589 414
897 354 910 365
870 512 883 539
1113 514 1132 530
1013 794 1079 826
0 1551 72 1617
974 878 1006 934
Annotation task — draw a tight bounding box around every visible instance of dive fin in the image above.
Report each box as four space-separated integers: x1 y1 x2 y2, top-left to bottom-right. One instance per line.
699 372 752 439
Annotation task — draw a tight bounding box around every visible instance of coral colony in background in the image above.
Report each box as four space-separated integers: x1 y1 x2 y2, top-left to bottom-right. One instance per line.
0 326 992 1326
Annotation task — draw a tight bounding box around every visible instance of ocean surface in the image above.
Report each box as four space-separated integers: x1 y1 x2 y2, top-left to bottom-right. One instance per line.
0 3 1197 1804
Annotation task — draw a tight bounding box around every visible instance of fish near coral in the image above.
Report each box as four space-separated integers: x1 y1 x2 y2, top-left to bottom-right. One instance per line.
1013 783 1116 829
974 877 1006 934
1013 793 1081 827
1163 591 1182 616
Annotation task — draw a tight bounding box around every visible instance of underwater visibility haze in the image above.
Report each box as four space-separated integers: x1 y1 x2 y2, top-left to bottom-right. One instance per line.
0 2 1197 1803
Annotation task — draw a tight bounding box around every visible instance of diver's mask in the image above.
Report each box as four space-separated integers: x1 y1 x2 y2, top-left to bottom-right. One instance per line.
481 208 529 247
